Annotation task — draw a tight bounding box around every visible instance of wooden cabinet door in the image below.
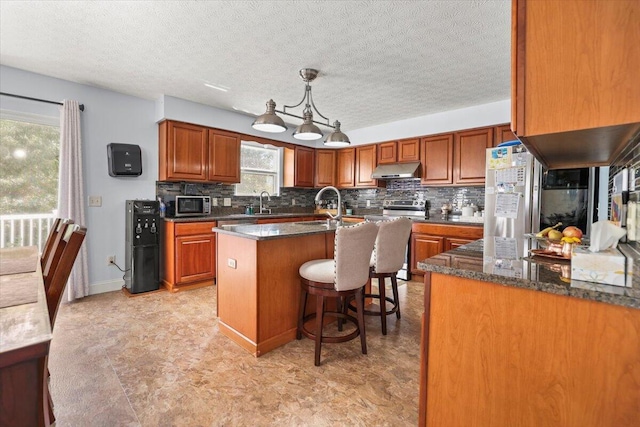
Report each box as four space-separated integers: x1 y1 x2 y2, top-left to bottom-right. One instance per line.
513 0 640 137
175 234 216 284
398 138 420 162
377 141 397 164
294 146 315 187
163 121 208 181
410 234 444 274
314 149 336 187
355 145 378 187
445 238 475 251
421 134 453 185
494 124 518 147
208 130 240 183
336 148 355 188
454 127 493 185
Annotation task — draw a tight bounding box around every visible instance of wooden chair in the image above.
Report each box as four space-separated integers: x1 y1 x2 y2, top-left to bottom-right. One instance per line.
42 219 74 291
297 222 377 366
40 225 85 426
45 224 86 327
40 217 61 269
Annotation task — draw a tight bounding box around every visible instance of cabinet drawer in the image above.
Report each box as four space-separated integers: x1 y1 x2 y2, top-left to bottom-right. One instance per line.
174 221 217 236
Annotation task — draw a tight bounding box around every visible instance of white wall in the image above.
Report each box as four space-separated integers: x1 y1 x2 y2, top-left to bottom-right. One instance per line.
1 65 157 294
344 99 511 145
1 65 511 295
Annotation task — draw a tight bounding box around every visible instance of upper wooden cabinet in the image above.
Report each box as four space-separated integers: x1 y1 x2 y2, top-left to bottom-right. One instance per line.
377 138 420 164
208 130 240 183
159 121 240 183
283 146 314 188
512 0 640 169
377 142 397 164
453 127 493 185
421 134 453 185
494 124 517 147
336 148 355 188
159 121 208 181
314 149 336 187
355 145 381 188
398 138 420 162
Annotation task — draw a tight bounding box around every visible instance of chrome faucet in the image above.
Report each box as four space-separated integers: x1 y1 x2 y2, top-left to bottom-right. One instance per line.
315 186 342 225
259 191 271 214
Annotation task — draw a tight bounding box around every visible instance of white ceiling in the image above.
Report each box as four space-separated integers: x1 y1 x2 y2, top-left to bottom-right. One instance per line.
0 0 511 132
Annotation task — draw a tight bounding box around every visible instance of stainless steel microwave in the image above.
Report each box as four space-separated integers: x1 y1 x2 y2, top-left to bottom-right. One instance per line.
171 196 211 217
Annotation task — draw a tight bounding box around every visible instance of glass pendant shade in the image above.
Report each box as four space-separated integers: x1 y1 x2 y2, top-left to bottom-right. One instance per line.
292 111 322 140
252 99 286 133
323 121 350 146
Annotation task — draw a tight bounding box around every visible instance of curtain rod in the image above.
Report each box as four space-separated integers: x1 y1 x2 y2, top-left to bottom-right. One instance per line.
0 92 85 111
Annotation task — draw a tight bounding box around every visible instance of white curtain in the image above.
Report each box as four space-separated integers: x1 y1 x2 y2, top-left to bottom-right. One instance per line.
59 100 89 300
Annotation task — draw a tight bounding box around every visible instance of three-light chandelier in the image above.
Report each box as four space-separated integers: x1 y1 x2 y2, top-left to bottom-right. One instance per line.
252 68 350 146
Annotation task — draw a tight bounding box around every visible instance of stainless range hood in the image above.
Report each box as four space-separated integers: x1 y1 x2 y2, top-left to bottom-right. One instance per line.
371 162 421 179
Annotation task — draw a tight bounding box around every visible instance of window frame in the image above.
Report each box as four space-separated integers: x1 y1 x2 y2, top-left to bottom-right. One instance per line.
234 140 283 197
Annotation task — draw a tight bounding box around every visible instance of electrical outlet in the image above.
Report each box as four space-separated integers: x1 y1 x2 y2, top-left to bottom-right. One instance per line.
291 199 296 206
227 258 237 269
212 198 218 206
223 198 232 207
89 196 102 207
366 200 371 207
107 255 116 265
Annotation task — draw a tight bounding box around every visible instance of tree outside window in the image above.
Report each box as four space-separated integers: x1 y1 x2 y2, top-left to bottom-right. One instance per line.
0 117 59 214
235 141 281 196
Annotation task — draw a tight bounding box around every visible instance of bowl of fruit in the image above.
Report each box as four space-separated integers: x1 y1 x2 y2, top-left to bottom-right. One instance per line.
533 224 583 259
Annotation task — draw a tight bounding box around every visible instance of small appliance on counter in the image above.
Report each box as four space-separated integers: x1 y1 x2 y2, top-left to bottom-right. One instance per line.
166 195 211 217
125 200 161 294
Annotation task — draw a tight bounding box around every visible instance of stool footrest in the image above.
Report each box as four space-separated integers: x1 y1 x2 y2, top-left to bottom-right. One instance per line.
299 312 361 344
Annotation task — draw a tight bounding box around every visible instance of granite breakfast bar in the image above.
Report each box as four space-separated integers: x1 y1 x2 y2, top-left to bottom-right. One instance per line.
417 240 640 427
213 221 339 356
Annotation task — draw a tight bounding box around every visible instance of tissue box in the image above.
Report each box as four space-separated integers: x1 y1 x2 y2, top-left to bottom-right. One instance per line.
571 247 627 287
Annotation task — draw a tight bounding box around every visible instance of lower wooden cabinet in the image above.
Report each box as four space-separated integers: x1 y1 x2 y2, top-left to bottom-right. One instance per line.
445 237 476 251
163 221 216 292
410 223 483 275
411 235 445 274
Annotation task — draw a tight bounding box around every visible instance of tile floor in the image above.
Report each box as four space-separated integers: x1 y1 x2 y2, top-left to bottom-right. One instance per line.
49 278 424 426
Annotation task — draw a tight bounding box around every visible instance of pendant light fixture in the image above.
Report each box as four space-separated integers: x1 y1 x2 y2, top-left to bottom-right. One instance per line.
252 68 350 146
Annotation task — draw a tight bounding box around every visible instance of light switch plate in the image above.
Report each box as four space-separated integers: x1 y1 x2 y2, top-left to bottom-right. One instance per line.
212 198 218 206
291 199 296 206
223 198 231 207
89 196 102 207
366 200 371 207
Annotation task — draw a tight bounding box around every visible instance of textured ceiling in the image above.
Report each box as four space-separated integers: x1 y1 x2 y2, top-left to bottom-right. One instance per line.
0 0 511 131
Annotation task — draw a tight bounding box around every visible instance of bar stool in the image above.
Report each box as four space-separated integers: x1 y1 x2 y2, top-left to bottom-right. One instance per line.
297 222 378 366
356 217 412 335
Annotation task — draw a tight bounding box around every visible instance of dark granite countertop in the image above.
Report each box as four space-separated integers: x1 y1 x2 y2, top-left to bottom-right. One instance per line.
164 212 484 226
418 239 640 309
213 220 339 241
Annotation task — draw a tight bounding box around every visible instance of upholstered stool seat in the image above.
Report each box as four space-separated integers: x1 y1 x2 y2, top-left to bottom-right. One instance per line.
351 217 412 335
297 221 378 366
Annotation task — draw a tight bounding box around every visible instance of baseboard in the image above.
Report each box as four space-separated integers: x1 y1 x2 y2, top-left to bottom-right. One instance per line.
89 279 124 295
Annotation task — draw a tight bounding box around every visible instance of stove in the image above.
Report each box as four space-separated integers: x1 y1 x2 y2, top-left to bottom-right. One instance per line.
382 199 428 218
379 200 428 281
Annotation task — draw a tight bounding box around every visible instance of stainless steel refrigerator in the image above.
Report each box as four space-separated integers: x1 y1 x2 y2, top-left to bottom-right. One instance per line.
483 144 539 279
483 144 606 279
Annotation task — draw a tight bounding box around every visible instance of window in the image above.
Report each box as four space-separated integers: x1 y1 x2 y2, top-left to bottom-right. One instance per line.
0 111 59 214
235 141 282 196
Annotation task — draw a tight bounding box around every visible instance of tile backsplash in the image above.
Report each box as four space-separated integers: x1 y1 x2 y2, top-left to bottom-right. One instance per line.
157 180 485 216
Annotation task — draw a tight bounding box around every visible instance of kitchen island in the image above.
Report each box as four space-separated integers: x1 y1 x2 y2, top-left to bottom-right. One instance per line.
213 221 339 356
418 240 640 426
